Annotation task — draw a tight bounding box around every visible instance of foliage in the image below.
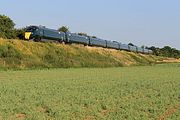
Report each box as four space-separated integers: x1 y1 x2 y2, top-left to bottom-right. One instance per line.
141 45 145 49
77 33 98 39
58 26 69 32
14 28 26 39
0 14 16 39
0 44 22 58
92 36 97 38
78 32 88 36
149 46 180 58
0 14 25 39
0 39 163 69
0 64 179 119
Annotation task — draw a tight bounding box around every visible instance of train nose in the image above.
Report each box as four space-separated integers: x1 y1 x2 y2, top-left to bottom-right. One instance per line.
25 32 32 40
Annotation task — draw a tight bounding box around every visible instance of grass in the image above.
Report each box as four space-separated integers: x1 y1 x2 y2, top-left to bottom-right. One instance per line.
0 38 165 69
0 63 179 119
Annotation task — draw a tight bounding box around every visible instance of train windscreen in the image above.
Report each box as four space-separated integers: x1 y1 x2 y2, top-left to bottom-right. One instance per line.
26 27 38 32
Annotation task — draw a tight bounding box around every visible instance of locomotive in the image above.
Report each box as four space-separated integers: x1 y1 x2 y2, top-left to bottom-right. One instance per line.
25 26 153 54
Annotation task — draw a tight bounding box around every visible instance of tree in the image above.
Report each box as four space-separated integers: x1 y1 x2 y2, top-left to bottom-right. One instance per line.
0 31 6 38
58 26 69 33
149 46 180 58
78 32 88 36
0 14 16 39
15 28 26 39
92 36 97 38
141 45 145 49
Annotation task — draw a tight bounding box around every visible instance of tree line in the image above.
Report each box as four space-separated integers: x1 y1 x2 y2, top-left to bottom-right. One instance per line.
0 14 24 39
0 14 179 58
148 46 180 58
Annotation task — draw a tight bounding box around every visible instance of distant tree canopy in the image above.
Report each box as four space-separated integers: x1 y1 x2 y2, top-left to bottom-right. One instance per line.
78 32 88 36
141 45 145 49
149 46 180 58
58 26 69 32
92 36 97 38
0 14 16 39
78 33 97 38
0 14 25 39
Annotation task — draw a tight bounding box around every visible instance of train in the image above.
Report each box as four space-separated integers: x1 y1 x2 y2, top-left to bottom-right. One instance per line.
24 26 153 54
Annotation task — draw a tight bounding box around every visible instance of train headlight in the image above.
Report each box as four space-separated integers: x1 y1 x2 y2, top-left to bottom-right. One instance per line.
25 32 32 40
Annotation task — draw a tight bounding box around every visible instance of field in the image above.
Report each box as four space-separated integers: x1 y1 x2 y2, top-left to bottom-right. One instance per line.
0 63 179 120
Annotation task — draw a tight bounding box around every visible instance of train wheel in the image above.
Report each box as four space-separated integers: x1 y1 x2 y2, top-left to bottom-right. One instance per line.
34 37 41 42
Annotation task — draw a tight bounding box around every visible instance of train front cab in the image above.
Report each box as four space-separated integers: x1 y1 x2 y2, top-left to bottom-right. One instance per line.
25 26 39 40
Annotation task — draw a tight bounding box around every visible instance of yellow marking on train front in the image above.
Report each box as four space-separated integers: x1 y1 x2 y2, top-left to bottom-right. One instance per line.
25 32 32 40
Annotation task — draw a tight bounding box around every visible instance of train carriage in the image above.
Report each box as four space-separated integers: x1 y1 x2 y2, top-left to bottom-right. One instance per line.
137 47 143 53
24 25 153 54
43 27 65 42
25 26 65 42
120 44 129 51
106 41 120 49
66 33 89 45
148 50 153 54
129 45 137 52
89 37 106 47
144 49 149 54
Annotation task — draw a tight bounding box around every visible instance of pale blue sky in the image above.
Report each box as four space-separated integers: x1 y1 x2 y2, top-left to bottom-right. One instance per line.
0 0 180 49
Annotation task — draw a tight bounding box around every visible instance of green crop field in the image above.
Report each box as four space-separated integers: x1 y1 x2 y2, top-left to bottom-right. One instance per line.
0 63 179 120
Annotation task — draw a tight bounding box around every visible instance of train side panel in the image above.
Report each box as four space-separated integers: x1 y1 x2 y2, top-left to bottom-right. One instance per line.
137 47 143 53
106 41 120 49
148 50 153 54
43 28 64 42
89 37 106 47
67 33 89 45
120 44 129 51
129 45 137 52
144 49 149 54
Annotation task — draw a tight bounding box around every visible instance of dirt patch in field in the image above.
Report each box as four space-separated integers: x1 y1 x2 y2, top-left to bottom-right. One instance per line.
157 104 180 120
162 58 180 63
100 109 111 116
15 113 26 119
84 115 95 120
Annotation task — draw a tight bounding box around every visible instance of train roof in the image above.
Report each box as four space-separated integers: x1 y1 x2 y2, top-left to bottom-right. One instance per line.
26 25 59 32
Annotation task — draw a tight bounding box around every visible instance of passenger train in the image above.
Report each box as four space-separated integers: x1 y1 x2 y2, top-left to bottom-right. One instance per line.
24 26 153 54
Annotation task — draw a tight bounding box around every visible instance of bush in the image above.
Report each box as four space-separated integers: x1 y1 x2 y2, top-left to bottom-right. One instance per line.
149 46 180 58
14 28 26 39
0 44 22 58
0 14 16 39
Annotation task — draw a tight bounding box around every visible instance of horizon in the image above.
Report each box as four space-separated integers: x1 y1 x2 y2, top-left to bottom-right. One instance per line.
0 0 180 49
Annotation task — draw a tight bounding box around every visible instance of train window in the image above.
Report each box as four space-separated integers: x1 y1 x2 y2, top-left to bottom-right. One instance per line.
26 27 38 32
40 30 43 35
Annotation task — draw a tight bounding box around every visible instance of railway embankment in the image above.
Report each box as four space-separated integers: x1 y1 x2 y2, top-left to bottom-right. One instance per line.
0 38 178 69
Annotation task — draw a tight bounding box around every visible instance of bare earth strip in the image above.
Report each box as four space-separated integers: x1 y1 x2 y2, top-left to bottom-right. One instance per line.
162 58 180 63
157 104 180 120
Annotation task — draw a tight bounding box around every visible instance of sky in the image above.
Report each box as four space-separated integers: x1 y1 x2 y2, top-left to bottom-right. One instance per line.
0 0 180 49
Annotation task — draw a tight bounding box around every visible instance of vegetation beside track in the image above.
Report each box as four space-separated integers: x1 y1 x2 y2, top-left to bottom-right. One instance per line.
0 38 173 69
